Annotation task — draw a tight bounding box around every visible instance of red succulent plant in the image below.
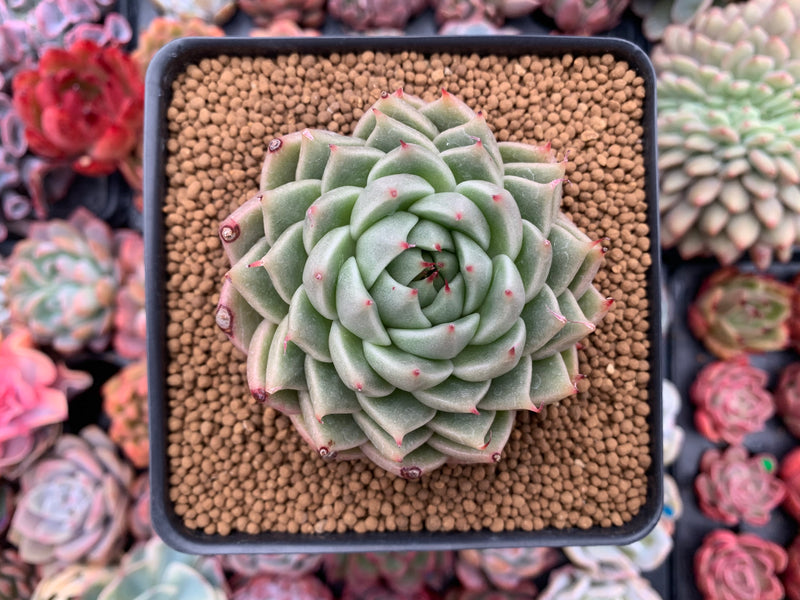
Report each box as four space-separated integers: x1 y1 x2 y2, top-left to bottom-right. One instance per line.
694 530 787 600
786 535 800 600
12 39 144 177
694 446 785 526
690 357 774 445
781 447 800 524
0 327 90 479
775 362 800 439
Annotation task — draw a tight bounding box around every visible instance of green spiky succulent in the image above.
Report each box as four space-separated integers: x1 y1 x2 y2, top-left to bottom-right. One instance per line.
655 0 800 269
216 90 610 479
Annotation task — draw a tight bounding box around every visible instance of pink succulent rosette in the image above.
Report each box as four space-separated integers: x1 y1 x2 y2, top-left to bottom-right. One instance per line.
690 357 774 445
775 362 800 439
694 446 785 526
780 446 800 523
785 535 800 600
112 230 146 360
455 547 560 591
694 530 787 600
231 573 332 600
0 328 90 479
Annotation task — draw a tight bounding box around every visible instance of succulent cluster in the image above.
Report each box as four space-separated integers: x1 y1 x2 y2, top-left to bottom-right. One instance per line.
216 90 609 477
432 0 541 26
537 565 663 600
776 362 800 438
327 0 428 31
238 0 326 27
690 357 774 445
694 445 785 526
101 360 148 468
455 547 560 592
787 536 800 600
149 0 237 24
688 268 793 360
112 230 146 360
132 16 224 76
782 447 800 523
694 530 788 600
540 0 630 34
655 0 800 268
662 379 685 465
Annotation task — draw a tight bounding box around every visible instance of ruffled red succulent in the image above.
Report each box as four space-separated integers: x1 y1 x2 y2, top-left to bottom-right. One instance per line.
12 39 143 177
0 327 90 479
786 535 800 600
694 446 785 526
781 447 800 524
776 362 800 439
690 357 774 445
695 530 787 600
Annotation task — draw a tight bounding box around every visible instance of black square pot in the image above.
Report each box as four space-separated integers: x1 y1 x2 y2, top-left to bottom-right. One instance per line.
144 36 663 554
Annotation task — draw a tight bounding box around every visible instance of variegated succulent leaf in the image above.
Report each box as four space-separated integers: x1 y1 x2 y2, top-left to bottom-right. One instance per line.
216 90 609 478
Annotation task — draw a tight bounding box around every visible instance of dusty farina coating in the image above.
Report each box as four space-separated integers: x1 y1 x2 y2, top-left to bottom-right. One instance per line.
162 51 652 536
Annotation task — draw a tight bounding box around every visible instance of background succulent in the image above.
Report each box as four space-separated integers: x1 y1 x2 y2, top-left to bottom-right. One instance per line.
776 362 800 438
662 379 685 465
8 426 132 571
327 0 428 31
454 547 560 591
132 16 224 76
0 327 90 479
432 0 541 26
781 447 800 523
630 0 715 41
31 564 115 600
231 573 333 600
688 268 792 359
539 0 631 35
655 0 800 268
237 0 326 27
216 90 610 478
0 548 36 600
223 552 323 578
112 230 146 359
101 360 148 468
148 0 237 24
537 565 663 600
3 207 121 353
786 535 800 600
690 357 774 445
96 537 228 600
694 530 788 600
694 445 785 526
127 472 152 541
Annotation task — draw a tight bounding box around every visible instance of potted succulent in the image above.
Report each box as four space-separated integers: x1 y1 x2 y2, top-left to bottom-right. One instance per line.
144 36 662 553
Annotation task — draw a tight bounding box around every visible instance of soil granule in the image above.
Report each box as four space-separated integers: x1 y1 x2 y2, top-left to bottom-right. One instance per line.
161 51 653 536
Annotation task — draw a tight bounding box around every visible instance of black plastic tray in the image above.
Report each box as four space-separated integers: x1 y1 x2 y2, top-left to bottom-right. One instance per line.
144 36 663 554
666 261 800 599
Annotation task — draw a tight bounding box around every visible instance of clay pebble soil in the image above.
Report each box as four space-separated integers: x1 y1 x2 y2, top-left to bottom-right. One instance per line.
161 51 652 536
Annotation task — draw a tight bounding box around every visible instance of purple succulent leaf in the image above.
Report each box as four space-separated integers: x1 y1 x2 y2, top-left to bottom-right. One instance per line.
0 25 25 67
0 106 27 158
0 150 20 190
103 12 131 45
20 155 73 217
64 21 105 46
3 191 31 220
35 0 69 39
59 0 102 24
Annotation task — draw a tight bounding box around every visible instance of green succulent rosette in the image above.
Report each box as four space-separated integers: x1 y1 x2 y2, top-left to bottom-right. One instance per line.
216 90 611 478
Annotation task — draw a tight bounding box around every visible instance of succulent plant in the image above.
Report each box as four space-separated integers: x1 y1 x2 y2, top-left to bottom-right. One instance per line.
224 552 323 578
781 446 800 523
31 564 115 600
327 0 428 31
0 548 36 600
3 208 122 354
537 565 663 600
149 0 237 24
439 16 520 34
454 547 560 591
102 360 148 468
132 16 224 76
0 256 9 328
0 0 131 91
112 230 146 360
655 0 800 268
0 92 73 242
786 535 800 600
688 268 793 359
432 0 541 26
232 573 332 600
13 39 144 179
0 481 11 535
324 551 454 598
127 472 152 541
630 0 714 41
690 356 774 445
444 588 536 600
237 0 326 27
694 445 785 526
695 530 788 600
0 327 91 479
8 425 132 571
661 473 683 534
96 537 228 600
540 0 631 34
662 379 684 466
216 89 610 478
250 18 321 35
776 362 800 439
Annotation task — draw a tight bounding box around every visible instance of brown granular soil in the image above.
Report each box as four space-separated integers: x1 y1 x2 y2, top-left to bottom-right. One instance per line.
161 51 652 536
